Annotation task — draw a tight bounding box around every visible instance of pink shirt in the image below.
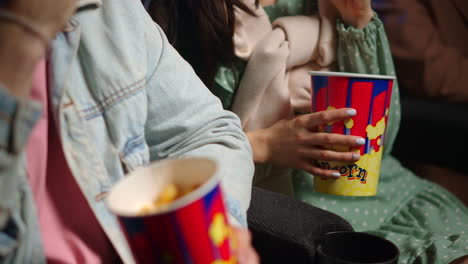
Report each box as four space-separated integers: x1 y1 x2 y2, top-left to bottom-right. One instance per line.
26 59 119 263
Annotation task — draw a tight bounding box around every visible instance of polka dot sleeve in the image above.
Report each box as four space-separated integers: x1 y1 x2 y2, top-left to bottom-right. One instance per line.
335 13 401 157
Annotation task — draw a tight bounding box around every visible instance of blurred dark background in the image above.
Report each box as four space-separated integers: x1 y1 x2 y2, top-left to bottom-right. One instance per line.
373 0 468 205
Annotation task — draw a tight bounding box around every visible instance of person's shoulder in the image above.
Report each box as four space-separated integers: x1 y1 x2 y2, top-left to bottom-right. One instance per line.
79 0 163 50
97 0 156 31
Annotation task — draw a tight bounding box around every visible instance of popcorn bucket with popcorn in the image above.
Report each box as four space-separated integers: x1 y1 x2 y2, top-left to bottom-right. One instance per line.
107 158 236 263
309 71 395 196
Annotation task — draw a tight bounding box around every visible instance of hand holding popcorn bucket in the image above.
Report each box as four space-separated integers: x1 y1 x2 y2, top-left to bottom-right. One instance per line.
309 71 395 196
107 158 237 263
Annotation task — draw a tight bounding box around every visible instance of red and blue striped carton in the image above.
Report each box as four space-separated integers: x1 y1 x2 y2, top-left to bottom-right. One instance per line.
107 158 235 263
309 71 395 196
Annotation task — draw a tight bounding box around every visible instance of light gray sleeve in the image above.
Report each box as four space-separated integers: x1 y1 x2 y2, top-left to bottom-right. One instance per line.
143 22 255 226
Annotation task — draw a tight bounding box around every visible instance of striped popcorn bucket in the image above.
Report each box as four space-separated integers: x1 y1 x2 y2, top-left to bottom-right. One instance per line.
107 158 236 263
309 71 395 196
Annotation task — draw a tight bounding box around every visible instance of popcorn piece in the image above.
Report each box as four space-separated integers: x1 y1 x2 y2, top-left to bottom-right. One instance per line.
157 183 179 206
138 183 201 216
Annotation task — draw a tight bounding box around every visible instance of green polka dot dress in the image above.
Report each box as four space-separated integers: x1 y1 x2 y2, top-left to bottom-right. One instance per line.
213 1 468 263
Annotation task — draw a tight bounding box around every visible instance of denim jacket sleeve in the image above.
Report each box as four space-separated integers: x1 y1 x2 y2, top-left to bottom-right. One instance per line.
142 21 255 227
0 84 44 262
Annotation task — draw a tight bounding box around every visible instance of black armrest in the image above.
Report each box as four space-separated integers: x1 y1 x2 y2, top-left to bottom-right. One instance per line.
247 187 353 264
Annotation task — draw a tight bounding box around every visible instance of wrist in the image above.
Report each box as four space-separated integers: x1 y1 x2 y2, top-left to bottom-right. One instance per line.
0 23 46 97
343 9 374 29
247 129 271 164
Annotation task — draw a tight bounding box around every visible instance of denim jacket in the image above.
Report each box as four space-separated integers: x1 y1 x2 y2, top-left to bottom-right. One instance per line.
0 0 254 263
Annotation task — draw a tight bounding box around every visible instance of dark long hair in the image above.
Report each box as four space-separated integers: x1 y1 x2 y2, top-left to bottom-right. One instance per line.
148 0 257 89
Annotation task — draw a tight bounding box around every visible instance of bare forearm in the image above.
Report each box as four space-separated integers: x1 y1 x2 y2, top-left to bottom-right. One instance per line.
0 23 45 97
